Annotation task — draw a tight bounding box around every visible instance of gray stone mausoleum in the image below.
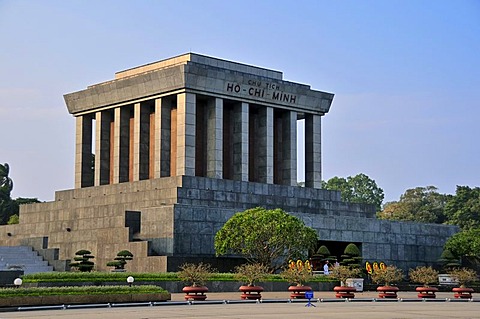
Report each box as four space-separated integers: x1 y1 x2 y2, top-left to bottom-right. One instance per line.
0 53 457 272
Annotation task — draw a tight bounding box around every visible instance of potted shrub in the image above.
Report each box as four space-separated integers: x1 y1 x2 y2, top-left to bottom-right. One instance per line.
235 263 269 300
178 262 215 301
69 250 95 272
281 261 314 299
449 267 477 299
409 266 439 298
106 250 133 272
331 265 361 298
370 265 404 298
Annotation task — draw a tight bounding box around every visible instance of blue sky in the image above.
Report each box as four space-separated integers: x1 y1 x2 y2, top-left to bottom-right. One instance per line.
1 0 479 203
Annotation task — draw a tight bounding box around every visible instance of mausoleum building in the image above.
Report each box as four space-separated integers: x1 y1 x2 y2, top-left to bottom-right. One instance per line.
0 54 457 272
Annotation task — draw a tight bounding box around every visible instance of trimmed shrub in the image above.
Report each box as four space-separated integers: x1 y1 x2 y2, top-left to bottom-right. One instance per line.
69 250 95 272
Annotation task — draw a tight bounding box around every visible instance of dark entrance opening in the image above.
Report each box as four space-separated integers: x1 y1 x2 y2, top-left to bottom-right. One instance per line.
310 240 362 271
125 211 141 242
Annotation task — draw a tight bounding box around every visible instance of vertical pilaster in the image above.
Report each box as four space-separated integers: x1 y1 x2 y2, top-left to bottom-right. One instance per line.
176 93 196 176
282 111 297 186
113 107 130 183
207 98 223 179
95 110 113 186
153 98 172 178
305 114 322 188
233 102 249 181
257 106 274 183
74 115 93 188
133 103 150 181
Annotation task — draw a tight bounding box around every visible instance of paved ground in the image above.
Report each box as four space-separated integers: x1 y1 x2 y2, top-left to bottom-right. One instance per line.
1 291 479 319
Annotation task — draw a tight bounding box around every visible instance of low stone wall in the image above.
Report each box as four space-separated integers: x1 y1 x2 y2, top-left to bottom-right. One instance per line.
0 292 171 307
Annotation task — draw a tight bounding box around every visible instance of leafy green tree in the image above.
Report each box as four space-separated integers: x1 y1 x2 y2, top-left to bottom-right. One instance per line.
0 163 13 195
322 173 384 211
444 228 480 261
444 186 480 230
0 163 40 225
377 186 447 223
214 207 318 272
7 214 19 225
0 163 14 224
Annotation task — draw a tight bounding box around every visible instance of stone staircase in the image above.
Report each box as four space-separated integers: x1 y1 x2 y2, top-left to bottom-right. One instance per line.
0 246 53 274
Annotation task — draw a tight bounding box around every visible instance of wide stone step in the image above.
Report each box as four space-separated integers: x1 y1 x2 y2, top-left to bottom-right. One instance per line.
0 246 53 274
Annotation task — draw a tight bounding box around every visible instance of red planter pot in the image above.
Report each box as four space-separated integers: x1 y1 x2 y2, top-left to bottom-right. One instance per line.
183 286 208 301
453 287 474 299
334 286 356 299
288 285 313 299
415 286 438 299
377 286 399 299
239 285 264 300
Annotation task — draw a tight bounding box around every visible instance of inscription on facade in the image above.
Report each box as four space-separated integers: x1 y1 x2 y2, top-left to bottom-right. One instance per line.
225 80 297 104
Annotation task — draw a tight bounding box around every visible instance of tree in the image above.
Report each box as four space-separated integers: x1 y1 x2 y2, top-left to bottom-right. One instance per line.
444 186 480 230
377 186 447 223
69 250 95 272
106 250 134 270
443 228 480 260
214 207 318 272
0 163 13 197
323 173 384 211
0 163 14 224
0 163 40 225
7 214 19 225
340 243 362 269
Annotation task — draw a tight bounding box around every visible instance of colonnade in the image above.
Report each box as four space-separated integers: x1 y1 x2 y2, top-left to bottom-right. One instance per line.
74 92 323 189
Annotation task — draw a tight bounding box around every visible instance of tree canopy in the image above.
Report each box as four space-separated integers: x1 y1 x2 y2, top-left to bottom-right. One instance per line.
444 228 480 260
214 207 318 272
444 186 480 230
0 163 14 224
0 163 40 225
322 173 384 211
377 186 447 223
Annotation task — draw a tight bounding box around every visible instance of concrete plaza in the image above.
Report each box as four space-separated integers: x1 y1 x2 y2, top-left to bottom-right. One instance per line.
1 291 479 319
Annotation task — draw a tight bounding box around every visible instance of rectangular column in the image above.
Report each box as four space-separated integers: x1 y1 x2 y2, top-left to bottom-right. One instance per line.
74 115 93 188
113 107 130 183
305 114 322 188
153 98 172 178
233 102 249 181
207 98 223 179
282 111 297 186
133 103 150 181
95 110 113 186
176 93 196 176
257 106 274 184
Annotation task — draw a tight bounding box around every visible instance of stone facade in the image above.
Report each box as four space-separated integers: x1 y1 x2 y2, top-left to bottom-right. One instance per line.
0 53 458 272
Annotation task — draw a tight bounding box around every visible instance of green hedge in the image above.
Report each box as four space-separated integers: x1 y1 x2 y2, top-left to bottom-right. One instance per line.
22 272 335 283
0 285 167 298
22 272 178 283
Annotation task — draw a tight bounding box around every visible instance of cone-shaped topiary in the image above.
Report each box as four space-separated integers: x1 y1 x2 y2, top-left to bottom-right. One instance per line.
316 245 331 256
341 243 362 270
438 249 461 271
344 243 361 256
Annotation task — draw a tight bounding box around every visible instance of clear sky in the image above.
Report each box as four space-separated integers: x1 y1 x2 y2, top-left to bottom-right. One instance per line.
1 0 479 204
